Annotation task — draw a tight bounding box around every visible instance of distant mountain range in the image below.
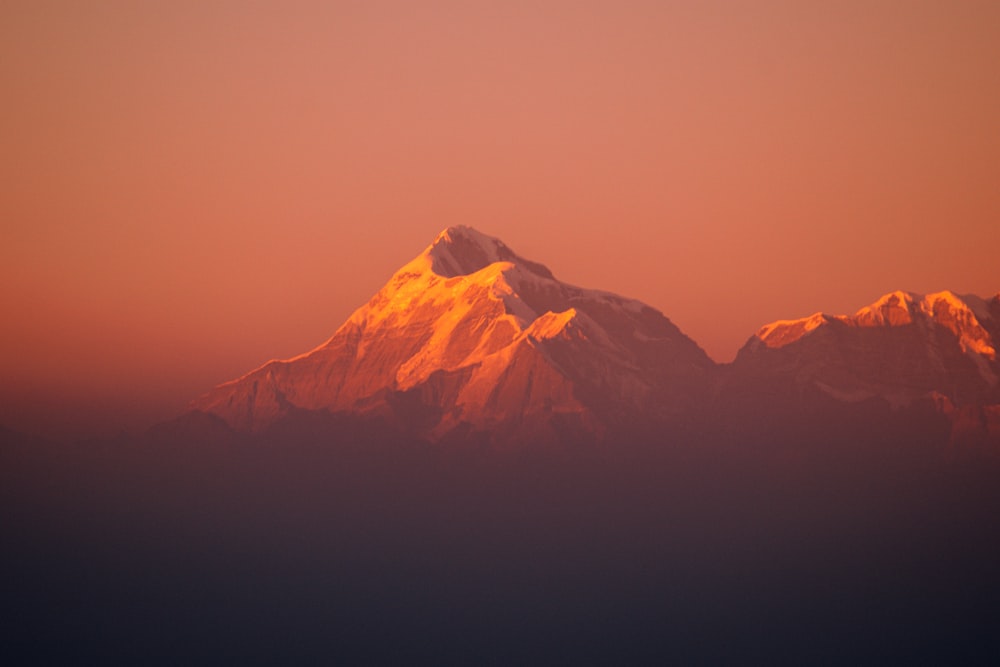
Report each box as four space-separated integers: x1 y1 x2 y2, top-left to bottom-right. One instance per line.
189 226 1000 451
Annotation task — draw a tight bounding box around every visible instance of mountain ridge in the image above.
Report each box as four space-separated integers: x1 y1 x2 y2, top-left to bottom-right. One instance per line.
736 288 1000 405
190 226 999 450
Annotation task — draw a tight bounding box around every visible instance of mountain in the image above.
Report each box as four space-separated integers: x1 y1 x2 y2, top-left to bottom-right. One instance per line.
734 290 1000 404
189 229 998 452
192 226 714 444
729 289 1000 451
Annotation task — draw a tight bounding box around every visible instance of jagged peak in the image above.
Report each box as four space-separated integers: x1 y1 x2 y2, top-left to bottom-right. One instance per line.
923 290 993 324
421 226 555 280
871 290 920 307
851 289 993 324
852 290 921 326
324 227 662 362
433 225 499 250
750 290 998 363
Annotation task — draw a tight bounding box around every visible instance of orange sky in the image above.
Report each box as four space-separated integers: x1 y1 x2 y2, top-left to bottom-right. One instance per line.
2 1 999 439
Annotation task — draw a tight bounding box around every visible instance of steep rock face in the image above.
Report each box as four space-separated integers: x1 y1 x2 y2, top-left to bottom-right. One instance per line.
192 226 714 443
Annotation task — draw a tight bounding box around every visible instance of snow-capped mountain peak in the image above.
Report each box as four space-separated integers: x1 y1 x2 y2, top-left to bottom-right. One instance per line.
191 227 713 442
737 289 1000 406
419 225 555 280
751 290 997 358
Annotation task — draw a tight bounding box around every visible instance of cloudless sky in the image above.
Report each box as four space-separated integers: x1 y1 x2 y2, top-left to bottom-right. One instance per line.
2 0 999 438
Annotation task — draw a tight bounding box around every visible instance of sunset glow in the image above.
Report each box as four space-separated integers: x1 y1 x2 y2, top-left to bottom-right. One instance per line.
2 1 999 438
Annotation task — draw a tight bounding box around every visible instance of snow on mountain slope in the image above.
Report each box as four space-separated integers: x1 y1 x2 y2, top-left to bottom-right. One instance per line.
192 226 714 442
736 290 1000 406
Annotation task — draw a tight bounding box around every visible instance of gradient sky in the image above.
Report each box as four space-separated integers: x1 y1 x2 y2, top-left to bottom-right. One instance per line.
2 0 999 439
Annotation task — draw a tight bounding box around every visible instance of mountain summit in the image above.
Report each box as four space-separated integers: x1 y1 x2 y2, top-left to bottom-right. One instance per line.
727 289 1000 452
193 226 714 443
735 289 1000 406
